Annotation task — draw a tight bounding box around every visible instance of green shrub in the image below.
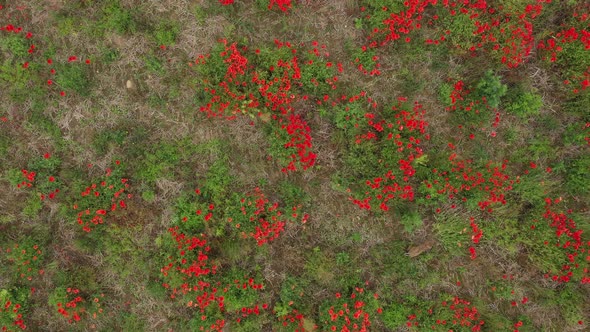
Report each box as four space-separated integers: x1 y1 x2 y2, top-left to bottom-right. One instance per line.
475 70 507 108
343 141 380 181
504 90 543 117
219 236 254 265
100 225 144 270
5 168 23 187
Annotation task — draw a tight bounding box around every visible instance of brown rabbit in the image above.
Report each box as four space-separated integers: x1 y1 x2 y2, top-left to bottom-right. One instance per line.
406 239 436 258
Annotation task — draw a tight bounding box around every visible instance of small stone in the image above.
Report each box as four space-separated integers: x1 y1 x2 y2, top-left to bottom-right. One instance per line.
126 80 135 89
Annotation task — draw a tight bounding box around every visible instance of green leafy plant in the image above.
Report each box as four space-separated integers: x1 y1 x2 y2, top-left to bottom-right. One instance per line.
153 21 180 47
202 159 233 206
475 70 507 108
0 289 27 330
55 63 91 96
1 238 45 283
143 54 165 74
71 161 130 232
320 288 382 332
381 302 411 330
564 155 590 197
433 214 471 257
438 82 454 107
0 59 34 102
277 180 310 208
504 89 543 117
100 0 136 34
92 128 128 155
0 34 29 58
400 210 423 234
48 287 104 324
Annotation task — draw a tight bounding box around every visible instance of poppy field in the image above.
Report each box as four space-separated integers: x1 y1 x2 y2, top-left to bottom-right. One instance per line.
0 0 589 331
